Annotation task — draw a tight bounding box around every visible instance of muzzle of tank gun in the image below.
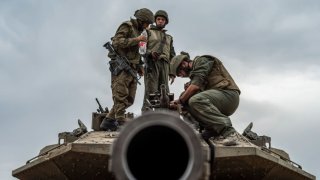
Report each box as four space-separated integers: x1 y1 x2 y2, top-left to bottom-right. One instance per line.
110 111 205 180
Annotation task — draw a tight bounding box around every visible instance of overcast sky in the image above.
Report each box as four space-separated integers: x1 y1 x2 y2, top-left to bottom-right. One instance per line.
1 0 319 179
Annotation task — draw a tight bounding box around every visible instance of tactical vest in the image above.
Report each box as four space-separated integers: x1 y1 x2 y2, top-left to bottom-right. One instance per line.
111 20 141 65
147 28 173 63
194 55 241 94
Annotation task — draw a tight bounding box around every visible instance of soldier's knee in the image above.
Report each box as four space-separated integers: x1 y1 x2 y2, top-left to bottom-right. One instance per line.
188 95 202 107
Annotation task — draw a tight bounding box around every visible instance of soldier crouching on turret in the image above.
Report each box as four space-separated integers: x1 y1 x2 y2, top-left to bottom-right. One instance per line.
169 52 241 146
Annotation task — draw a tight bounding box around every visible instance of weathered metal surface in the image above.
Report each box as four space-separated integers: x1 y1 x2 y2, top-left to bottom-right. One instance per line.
12 112 316 180
12 131 116 180
212 145 315 180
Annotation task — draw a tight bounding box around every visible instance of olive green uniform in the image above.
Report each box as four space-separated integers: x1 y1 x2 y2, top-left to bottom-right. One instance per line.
142 25 175 111
187 55 241 137
107 19 142 121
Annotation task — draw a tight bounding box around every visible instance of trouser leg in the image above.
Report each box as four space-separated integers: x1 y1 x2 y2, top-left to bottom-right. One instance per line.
158 60 170 93
142 61 159 111
107 71 136 120
188 89 239 137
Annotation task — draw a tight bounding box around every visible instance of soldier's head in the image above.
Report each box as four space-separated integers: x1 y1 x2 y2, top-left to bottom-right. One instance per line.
154 10 169 28
170 51 192 77
134 8 154 29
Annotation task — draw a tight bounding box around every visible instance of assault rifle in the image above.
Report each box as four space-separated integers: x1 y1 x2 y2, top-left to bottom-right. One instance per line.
103 42 141 85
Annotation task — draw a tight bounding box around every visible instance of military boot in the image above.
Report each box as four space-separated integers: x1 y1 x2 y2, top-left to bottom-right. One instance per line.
212 132 240 146
117 117 129 126
100 117 119 131
201 129 217 140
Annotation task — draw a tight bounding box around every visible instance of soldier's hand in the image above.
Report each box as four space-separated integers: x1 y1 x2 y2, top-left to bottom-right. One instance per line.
136 35 147 42
169 75 175 84
138 67 144 77
169 100 178 110
151 52 159 60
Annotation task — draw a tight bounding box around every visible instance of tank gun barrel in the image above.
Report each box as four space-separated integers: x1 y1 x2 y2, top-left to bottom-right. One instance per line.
110 111 206 180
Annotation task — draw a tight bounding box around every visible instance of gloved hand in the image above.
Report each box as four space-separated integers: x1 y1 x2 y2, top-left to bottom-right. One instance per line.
151 51 160 60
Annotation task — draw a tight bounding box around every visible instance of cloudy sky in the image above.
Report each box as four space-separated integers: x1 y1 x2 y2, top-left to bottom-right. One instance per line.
1 0 319 179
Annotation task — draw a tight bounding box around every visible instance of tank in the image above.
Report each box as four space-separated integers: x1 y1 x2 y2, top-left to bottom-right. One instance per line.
12 93 316 180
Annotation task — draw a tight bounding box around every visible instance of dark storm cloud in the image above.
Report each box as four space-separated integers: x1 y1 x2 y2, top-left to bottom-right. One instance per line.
166 0 320 69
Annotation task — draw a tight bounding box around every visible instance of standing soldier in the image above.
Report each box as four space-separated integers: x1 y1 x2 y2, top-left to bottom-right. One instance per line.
169 53 241 145
141 10 176 112
100 8 154 131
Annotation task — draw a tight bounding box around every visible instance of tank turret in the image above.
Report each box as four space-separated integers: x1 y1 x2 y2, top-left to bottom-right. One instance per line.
12 96 316 180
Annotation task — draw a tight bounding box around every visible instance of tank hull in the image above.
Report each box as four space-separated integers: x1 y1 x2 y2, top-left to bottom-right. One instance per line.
12 131 315 180
12 132 115 180
212 146 315 180
12 111 316 180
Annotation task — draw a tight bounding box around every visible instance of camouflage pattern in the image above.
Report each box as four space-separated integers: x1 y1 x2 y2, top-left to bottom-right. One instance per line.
107 71 137 120
186 55 241 137
109 19 141 65
142 25 175 111
107 18 143 120
134 8 154 24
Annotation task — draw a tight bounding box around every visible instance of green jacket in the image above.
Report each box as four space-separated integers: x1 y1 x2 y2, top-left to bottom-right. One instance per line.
110 18 142 65
147 25 175 63
190 55 241 94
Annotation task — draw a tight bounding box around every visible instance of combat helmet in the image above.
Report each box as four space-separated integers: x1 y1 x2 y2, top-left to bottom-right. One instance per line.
155 10 169 24
170 51 190 77
134 8 154 24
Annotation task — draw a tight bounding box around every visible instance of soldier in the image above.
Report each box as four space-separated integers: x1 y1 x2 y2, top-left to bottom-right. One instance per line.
100 8 154 131
169 52 241 145
141 10 176 112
